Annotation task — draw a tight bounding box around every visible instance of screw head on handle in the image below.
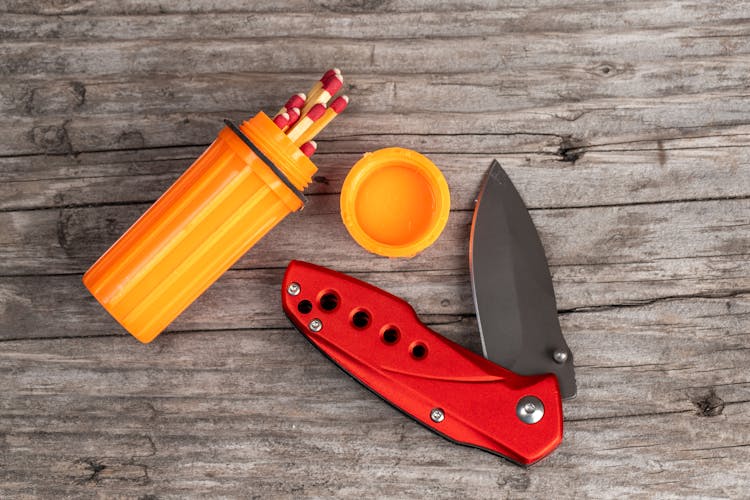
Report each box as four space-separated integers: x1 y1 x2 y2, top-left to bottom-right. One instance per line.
516 396 544 424
430 408 445 423
308 319 323 332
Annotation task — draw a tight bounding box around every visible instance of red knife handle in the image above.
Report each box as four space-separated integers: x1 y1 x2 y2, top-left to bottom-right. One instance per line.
281 260 563 465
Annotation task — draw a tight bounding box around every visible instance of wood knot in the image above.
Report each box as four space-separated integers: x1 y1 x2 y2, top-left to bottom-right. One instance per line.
76 458 107 484
25 81 86 115
31 122 72 154
690 389 725 417
117 130 146 148
594 62 621 77
557 136 585 163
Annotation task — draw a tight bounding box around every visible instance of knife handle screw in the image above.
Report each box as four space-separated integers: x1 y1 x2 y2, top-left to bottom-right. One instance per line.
516 396 544 424
287 282 301 295
553 349 568 364
430 408 445 423
309 319 323 332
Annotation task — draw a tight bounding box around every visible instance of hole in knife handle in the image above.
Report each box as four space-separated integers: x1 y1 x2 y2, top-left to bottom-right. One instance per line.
318 290 340 312
410 342 428 360
350 309 371 329
381 326 400 345
297 300 313 314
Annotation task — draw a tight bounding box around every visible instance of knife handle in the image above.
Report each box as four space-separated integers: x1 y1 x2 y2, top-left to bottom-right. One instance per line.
281 260 563 465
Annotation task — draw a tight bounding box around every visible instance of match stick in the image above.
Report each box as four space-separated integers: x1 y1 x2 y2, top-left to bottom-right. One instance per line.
300 140 317 157
294 95 348 146
300 71 337 111
302 69 340 110
275 93 306 118
272 112 290 129
301 73 343 116
282 107 301 132
287 103 327 143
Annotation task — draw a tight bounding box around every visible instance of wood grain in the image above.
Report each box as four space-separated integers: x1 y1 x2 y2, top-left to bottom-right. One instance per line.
1 1 749 498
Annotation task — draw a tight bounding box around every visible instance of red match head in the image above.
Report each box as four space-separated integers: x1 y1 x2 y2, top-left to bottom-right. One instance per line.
330 95 349 113
306 103 327 121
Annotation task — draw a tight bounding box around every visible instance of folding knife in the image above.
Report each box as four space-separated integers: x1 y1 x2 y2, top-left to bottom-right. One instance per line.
280 161 575 465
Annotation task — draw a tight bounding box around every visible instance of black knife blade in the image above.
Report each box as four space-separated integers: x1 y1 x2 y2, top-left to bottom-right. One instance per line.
470 161 577 399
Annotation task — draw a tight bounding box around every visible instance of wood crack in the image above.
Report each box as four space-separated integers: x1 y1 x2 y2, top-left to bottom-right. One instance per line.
3 192 747 214
558 289 750 315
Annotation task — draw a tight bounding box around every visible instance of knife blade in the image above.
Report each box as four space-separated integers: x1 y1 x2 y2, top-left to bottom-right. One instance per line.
470 161 577 399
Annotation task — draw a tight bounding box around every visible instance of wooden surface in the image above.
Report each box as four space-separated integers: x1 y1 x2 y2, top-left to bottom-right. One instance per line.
1 1 749 498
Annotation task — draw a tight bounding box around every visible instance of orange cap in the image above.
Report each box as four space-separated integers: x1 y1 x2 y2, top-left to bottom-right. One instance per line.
340 147 450 258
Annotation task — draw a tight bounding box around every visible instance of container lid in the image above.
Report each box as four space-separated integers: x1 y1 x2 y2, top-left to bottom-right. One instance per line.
340 147 450 258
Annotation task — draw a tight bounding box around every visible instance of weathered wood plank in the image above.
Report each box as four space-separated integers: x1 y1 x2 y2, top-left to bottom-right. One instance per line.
3 0 749 22
2 292 749 418
4 61 750 119
0 0 609 15
2 195 747 274
0 293 748 497
3 2 750 40
3 25 750 80
6 94 750 156
3 133 750 212
1 252 747 341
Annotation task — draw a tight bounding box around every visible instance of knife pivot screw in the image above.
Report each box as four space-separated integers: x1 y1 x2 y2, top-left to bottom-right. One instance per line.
516 396 544 424
287 282 301 296
308 319 323 332
553 349 568 364
430 408 445 423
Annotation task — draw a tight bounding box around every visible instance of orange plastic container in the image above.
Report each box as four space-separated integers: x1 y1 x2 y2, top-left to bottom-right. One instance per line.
83 112 317 343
